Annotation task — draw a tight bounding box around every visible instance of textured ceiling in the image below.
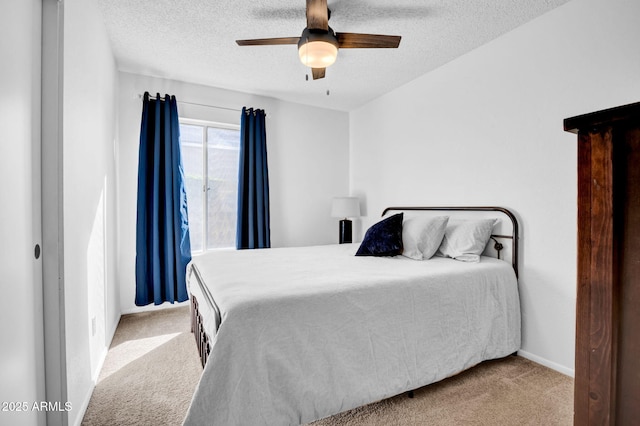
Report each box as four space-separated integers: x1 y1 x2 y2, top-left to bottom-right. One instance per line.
96 0 571 111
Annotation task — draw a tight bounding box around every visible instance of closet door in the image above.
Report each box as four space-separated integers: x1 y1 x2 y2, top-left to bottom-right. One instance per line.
0 1 46 425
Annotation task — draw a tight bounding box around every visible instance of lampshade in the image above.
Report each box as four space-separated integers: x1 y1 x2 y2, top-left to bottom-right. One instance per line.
298 28 339 68
331 197 360 218
299 41 338 68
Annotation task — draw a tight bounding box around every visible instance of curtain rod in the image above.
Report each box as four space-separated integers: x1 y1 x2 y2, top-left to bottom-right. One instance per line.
138 93 241 113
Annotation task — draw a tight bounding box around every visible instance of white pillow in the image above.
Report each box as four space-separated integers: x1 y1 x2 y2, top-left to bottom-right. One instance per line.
401 216 449 260
436 218 498 263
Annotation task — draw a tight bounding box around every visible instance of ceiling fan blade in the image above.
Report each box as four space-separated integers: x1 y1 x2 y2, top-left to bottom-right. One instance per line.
236 37 300 46
306 0 328 30
312 68 326 80
336 33 401 48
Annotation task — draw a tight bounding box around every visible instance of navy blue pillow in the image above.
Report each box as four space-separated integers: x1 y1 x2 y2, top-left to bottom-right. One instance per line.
355 213 404 257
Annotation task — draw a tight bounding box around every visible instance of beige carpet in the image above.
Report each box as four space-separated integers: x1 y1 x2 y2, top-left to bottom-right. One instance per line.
310 356 573 426
82 306 574 425
82 307 203 426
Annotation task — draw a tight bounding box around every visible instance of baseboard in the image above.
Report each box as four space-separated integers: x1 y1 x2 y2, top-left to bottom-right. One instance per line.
72 380 95 426
98 313 120 381
72 313 121 426
517 350 575 378
120 300 190 315
106 314 120 351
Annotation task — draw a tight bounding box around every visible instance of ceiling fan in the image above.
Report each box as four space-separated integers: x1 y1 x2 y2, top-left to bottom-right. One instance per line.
235 0 401 80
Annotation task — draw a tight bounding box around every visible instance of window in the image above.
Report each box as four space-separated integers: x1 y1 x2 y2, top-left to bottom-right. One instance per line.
180 120 240 252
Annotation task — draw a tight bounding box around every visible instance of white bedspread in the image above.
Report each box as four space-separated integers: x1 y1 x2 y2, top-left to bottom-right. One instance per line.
184 244 520 425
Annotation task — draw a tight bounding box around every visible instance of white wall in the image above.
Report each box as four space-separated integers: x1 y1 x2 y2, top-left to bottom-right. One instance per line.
63 0 119 424
0 0 45 425
117 72 350 313
350 0 640 375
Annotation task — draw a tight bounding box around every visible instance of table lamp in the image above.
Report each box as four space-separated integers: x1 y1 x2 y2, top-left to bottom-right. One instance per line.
331 197 360 244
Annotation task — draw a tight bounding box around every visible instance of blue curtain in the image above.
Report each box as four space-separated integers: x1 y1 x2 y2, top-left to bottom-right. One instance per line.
236 107 270 249
135 92 191 306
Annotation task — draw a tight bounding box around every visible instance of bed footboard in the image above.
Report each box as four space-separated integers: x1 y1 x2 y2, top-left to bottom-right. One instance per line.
190 295 211 368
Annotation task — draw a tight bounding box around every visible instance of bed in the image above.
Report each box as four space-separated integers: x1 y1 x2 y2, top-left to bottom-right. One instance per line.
183 207 521 425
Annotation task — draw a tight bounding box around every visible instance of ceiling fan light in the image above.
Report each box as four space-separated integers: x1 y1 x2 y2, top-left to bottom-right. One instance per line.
298 40 338 68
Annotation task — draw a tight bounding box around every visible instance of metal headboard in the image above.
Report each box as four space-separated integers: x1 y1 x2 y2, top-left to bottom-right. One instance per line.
381 206 519 278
